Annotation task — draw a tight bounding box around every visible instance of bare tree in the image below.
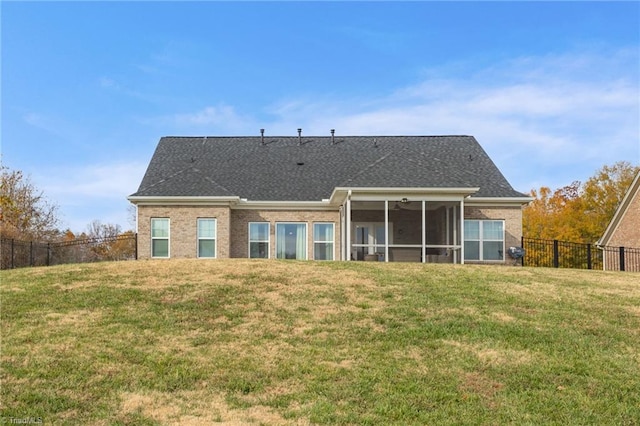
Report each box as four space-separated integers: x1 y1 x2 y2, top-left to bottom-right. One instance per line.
0 165 59 240
127 204 137 230
86 220 122 240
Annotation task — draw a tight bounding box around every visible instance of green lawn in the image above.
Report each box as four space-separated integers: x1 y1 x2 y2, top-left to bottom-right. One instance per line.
1 260 639 425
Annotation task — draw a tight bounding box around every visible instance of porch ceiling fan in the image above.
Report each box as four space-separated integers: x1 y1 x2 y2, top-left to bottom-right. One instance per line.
393 198 410 210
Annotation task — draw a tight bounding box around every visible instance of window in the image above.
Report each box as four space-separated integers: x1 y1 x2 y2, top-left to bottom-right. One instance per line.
151 218 169 258
276 223 307 260
197 218 217 258
464 220 504 261
249 222 269 258
314 223 334 260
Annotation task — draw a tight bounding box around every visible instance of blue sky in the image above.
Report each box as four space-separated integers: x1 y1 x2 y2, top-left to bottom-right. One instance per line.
2 1 639 233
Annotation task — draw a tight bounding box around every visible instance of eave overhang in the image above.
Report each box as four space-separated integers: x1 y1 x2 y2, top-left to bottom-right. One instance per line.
596 171 640 247
329 187 481 205
127 196 242 206
127 190 532 209
465 196 533 206
234 200 335 210
127 195 335 210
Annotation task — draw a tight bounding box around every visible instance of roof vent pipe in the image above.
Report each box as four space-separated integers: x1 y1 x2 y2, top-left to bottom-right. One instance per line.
331 129 335 144
297 128 302 145
260 129 265 145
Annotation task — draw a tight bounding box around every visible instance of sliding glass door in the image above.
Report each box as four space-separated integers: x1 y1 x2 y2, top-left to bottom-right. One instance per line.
352 223 388 260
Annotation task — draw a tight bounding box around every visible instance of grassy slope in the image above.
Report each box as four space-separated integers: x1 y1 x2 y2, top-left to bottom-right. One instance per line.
1 260 639 425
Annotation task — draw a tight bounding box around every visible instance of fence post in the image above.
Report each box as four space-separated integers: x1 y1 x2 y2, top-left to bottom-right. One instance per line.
521 236 525 267
30 241 34 267
11 239 15 269
620 247 625 272
587 244 592 270
553 240 559 268
47 242 51 266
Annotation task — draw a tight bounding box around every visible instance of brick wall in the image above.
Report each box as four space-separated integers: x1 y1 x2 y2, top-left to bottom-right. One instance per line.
136 204 523 263
230 209 340 259
137 205 231 259
606 187 640 248
604 187 640 271
464 205 523 263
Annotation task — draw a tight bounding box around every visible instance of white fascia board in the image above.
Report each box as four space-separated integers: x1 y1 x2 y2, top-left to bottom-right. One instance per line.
350 193 470 202
329 187 480 204
127 196 241 206
465 197 534 206
597 171 640 247
234 200 336 210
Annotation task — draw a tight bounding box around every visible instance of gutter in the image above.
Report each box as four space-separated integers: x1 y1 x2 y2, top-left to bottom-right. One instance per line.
127 196 242 205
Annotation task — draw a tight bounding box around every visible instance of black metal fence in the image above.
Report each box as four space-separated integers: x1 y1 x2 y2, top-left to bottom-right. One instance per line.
1 234 137 270
600 245 640 272
2 233 637 272
521 237 639 272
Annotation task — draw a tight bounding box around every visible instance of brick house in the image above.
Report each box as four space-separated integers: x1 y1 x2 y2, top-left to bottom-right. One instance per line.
128 133 532 263
597 171 640 271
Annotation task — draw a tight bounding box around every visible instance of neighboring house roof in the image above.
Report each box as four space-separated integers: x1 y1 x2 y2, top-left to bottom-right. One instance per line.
597 170 640 247
130 135 528 201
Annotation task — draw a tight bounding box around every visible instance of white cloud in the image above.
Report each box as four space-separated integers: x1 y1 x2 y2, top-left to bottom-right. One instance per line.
137 48 637 197
22 112 67 137
142 105 256 135
41 161 146 199
34 161 147 232
174 105 241 126
99 77 120 89
262 48 639 192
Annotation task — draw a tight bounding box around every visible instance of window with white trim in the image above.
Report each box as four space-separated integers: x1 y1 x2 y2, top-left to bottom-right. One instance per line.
197 218 217 258
249 222 269 259
276 223 307 260
464 220 504 261
313 223 334 260
151 218 170 258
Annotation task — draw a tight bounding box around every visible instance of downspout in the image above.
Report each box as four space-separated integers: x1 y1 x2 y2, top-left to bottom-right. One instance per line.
134 204 139 234
346 190 352 261
596 244 606 271
339 206 342 260
422 200 426 263
385 200 389 262
460 199 465 265
453 206 458 263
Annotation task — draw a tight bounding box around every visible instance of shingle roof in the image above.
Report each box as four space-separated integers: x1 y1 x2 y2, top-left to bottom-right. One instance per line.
131 135 527 200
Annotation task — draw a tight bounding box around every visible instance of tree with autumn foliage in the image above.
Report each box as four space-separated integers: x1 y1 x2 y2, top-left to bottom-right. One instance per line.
0 165 59 241
524 161 640 243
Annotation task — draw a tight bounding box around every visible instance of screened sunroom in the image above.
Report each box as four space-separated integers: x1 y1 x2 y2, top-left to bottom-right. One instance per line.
334 188 480 263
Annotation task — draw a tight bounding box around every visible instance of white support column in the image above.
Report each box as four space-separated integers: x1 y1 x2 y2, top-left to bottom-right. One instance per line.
339 206 345 261
346 190 352 261
446 206 451 246
453 206 458 264
422 200 426 263
384 200 389 262
460 199 465 265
